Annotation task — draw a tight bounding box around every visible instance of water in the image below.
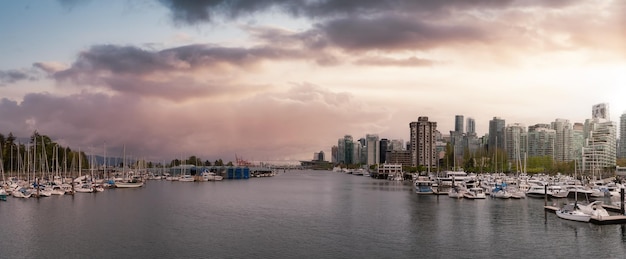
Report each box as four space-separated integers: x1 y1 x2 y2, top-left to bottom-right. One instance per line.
2 170 626 258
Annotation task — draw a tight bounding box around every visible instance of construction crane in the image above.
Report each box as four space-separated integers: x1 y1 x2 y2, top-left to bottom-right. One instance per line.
235 154 253 166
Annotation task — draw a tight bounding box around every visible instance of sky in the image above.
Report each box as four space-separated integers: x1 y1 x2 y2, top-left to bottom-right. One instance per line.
0 0 624 164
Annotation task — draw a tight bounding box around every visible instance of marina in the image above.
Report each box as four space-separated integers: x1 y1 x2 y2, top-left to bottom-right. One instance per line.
2 170 626 258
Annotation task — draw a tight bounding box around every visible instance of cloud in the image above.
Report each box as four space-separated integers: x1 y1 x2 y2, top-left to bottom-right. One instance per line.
318 15 485 51
158 0 616 58
354 56 436 67
0 84 390 162
0 69 39 86
33 62 69 74
157 0 581 25
48 44 319 101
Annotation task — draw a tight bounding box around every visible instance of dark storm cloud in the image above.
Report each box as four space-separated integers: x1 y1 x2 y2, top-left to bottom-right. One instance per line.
318 16 484 51
54 44 307 80
0 69 36 86
157 0 579 25
49 44 310 100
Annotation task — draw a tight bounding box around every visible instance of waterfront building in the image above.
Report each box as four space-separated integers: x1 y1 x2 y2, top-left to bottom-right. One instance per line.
489 117 505 152
337 139 345 164
463 132 480 155
504 123 527 162
572 123 585 161
379 138 389 164
314 151 325 162
353 141 362 165
450 131 463 161
552 119 574 162
527 126 555 158
466 117 476 135
617 112 626 158
409 116 438 170
338 135 355 164
386 150 412 166
581 118 616 175
331 146 338 164
366 134 380 166
455 115 464 133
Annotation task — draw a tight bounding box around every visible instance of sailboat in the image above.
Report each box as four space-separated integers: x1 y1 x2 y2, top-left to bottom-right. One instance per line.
115 146 144 188
0 155 7 201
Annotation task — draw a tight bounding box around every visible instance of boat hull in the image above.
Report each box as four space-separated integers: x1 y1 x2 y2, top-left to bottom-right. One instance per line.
115 182 144 188
556 210 590 222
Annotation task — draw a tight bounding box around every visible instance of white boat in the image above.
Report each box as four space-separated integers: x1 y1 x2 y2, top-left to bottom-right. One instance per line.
75 184 94 193
492 189 512 199
509 188 526 199
201 171 223 181
12 187 32 198
115 179 144 188
178 174 195 182
50 185 66 195
463 187 487 199
36 187 52 197
577 201 610 218
526 185 565 199
448 186 466 199
556 203 591 222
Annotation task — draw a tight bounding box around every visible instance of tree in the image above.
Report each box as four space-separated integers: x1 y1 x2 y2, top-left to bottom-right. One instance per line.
226 161 234 166
215 159 224 166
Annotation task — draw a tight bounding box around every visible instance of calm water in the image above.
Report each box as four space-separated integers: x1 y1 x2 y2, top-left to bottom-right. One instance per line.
2 170 626 258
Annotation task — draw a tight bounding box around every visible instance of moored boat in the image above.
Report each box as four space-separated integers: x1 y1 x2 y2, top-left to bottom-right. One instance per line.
556 203 591 222
414 178 434 194
463 187 487 199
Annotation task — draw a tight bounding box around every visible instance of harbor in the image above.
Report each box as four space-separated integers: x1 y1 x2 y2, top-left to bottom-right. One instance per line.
2 170 626 258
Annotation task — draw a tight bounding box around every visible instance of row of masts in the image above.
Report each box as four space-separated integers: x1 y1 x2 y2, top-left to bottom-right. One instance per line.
1 137 136 184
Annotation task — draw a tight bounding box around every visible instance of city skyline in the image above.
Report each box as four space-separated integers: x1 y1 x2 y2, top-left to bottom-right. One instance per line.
0 1 624 163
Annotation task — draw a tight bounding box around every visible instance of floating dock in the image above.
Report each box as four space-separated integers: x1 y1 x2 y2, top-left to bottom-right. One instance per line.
544 205 626 225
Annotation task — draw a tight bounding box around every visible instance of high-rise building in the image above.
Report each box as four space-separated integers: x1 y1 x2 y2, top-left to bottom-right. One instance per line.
331 146 338 164
313 151 325 161
504 123 527 162
337 138 345 164
340 135 354 164
592 103 610 120
466 117 476 135
527 126 555 158
379 138 389 164
552 119 573 162
581 117 616 174
366 134 380 166
572 123 585 161
618 112 626 158
386 150 412 166
410 116 438 170
489 117 505 152
390 139 404 151
455 115 464 133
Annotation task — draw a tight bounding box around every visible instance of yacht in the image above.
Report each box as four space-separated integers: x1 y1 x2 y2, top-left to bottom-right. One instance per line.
203 171 224 181
414 177 434 194
526 185 565 199
463 187 487 199
178 174 195 182
448 186 466 199
556 203 591 222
